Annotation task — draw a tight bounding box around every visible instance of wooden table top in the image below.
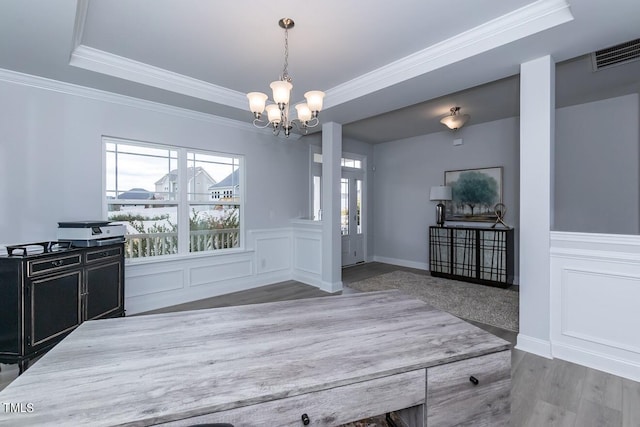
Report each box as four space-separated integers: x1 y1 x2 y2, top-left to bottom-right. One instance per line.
0 290 509 426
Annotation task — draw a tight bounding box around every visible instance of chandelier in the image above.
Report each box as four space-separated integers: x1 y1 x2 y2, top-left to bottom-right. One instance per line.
246 18 325 138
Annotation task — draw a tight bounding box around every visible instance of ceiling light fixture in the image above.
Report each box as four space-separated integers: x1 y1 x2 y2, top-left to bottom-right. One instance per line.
246 18 325 138
440 107 470 130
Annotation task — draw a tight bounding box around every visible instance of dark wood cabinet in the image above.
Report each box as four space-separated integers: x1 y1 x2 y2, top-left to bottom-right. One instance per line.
84 245 124 320
429 226 514 288
0 243 124 372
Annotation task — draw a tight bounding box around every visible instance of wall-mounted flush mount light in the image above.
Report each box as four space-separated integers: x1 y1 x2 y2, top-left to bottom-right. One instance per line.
440 107 470 130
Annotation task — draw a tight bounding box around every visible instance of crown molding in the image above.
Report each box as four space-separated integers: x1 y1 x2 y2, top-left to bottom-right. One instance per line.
0 67 302 140
67 0 571 113
324 0 573 109
69 44 248 111
0 67 302 139
71 0 89 51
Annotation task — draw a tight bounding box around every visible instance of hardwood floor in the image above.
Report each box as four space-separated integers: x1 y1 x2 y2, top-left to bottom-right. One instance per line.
1 262 638 427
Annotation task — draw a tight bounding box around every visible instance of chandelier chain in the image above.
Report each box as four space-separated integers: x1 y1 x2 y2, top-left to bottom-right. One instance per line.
282 27 290 82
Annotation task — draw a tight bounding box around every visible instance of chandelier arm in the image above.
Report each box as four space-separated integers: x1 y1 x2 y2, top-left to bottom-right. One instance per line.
305 117 320 128
289 116 320 131
289 119 302 130
252 118 272 129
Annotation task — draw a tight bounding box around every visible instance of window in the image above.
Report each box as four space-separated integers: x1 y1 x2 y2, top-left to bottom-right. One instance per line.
341 157 362 169
313 152 362 169
341 178 349 235
105 138 243 260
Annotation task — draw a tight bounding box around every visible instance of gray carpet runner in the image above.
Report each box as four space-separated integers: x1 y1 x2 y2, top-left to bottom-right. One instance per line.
349 270 519 332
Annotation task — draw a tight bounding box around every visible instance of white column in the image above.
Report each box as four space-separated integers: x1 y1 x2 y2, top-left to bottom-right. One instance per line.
517 55 555 358
321 122 343 292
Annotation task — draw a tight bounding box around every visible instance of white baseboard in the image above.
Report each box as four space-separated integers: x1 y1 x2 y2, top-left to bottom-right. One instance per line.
516 334 552 359
317 280 343 293
552 342 640 383
291 270 322 288
372 256 429 271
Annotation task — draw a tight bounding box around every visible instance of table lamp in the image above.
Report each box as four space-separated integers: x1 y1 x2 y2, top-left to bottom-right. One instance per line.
429 185 452 227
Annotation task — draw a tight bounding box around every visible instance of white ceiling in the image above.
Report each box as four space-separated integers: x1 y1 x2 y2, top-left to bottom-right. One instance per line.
1 0 639 143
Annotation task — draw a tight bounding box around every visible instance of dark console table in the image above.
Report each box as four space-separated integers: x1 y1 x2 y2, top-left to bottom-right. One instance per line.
429 226 514 288
0 242 125 373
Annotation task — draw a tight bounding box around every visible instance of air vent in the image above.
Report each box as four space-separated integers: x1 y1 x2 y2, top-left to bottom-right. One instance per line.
591 38 640 71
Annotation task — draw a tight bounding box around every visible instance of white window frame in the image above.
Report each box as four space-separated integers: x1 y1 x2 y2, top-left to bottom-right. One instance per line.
103 137 245 263
309 145 367 218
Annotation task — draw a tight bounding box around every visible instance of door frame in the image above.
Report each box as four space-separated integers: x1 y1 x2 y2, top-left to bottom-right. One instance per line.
309 146 367 266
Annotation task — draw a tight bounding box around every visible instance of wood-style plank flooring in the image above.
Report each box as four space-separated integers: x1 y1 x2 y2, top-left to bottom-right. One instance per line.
2 262 639 427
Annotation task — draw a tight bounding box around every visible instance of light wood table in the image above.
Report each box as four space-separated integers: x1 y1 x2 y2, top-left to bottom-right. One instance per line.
0 290 511 426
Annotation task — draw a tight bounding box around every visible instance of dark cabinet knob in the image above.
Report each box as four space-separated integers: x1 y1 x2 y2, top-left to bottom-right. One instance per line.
301 413 310 425
469 375 479 385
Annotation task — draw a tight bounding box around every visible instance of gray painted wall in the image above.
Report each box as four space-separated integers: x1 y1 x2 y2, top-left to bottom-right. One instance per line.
554 93 640 234
369 93 640 283
372 117 520 276
0 79 310 245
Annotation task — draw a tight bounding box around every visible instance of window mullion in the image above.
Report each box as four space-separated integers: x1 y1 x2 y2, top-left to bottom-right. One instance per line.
178 148 189 254
238 157 245 249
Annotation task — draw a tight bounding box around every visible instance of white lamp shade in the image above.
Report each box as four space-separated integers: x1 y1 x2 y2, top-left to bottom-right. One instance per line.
304 91 325 112
440 113 469 130
270 80 293 105
295 103 312 122
247 92 268 114
265 104 281 124
429 186 452 201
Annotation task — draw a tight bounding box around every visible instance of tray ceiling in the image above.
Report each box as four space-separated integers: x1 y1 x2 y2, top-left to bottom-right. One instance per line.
0 0 639 142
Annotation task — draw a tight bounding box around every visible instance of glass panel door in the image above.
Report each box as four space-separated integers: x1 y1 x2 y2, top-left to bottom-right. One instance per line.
342 175 364 266
341 178 349 236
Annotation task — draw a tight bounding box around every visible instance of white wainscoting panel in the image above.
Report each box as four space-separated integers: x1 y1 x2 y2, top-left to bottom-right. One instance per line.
291 220 323 288
125 228 295 315
126 267 185 298
250 229 292 275
550 231 640 382
295 236 322 273
561 269 640 353
190 258 253 287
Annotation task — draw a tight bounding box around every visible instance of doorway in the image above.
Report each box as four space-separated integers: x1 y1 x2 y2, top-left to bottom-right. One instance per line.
310 148 366 266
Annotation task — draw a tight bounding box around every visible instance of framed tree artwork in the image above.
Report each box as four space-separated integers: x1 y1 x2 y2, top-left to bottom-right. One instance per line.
444 166 503 222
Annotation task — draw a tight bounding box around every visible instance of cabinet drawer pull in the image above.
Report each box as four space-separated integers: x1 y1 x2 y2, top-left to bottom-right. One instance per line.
469 375 479 385
51 260 64 267
301 413 310 425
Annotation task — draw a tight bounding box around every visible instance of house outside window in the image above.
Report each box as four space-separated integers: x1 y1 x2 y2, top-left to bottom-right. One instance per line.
105 137 243 260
